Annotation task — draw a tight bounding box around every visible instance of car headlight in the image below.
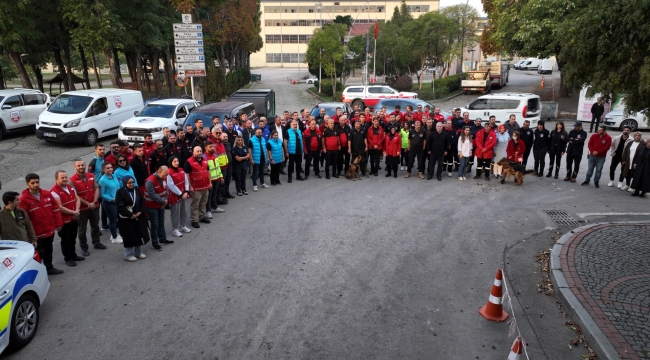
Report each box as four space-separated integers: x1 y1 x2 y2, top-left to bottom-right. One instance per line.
63 118 81 128
150 127 162 133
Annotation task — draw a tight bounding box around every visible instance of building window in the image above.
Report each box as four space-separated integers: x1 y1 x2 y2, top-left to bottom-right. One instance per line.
266 53 306 63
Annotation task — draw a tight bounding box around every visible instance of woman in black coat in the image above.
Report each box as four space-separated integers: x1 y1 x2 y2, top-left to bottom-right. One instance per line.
631 138 650 197
115 175 150 261
547 121 567 178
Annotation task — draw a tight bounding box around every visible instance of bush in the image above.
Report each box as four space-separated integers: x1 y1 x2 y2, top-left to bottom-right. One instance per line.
413 73 468 100
393 75 413 91
316 79 342 96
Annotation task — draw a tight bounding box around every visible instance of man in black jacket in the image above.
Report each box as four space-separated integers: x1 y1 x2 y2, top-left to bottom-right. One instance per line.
149 140 168 174
130 144 150 197
564 121 588 182
163 132 185 165
519 120 535 168
348 119 368 177
590 98 605 133
533 120 550 177
406 120 426 179
426 123 449 181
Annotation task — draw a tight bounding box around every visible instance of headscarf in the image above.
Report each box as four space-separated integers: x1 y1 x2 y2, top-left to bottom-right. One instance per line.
121 174 134 187
167 156 179 170
120 175 139 213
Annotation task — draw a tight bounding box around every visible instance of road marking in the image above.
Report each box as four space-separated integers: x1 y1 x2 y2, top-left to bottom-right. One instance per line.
576 212 650 218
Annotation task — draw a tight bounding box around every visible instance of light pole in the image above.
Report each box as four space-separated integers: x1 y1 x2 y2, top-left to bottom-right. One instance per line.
319 47 322 93
467 49 475 70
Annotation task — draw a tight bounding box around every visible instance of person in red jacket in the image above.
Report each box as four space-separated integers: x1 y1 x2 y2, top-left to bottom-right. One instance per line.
367 117 385 176
506 131 526 163
142 133 157 160
582 125 612 188
473 123 497 180
336 115 351 176
19 173 64 275
51 170 85 267
384 127 402 177
321 119 340 179
303 119 322 179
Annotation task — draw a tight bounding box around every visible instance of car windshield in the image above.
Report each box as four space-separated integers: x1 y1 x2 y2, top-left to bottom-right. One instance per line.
48 94 93 114
136 104 176 118
310 105 340 118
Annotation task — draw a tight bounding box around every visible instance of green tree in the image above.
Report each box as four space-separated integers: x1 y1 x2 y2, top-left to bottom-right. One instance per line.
441 4 479 76
307 23 347 95
333 15 353 30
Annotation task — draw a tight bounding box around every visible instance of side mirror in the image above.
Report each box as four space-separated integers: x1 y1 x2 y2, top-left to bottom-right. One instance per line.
86 110 95 117
1 104 11 110
174 121 179 126
134 111 139 116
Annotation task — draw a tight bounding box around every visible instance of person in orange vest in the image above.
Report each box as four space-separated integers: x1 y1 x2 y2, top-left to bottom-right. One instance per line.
19 173 65 275
69 159 106 256
144 166 172 251
51 170 86 267
184 146 212 228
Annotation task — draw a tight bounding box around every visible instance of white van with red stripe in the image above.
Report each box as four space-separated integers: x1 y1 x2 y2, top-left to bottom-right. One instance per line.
341 85 418 110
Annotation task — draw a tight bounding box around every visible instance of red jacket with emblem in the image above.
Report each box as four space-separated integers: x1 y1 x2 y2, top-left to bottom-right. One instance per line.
186 156 211 192
384 134 401 157
168 167 186 205
506 139 527 162
303 128 321 152
587 133 612 158
474 128 497 159
367 126 385 150
69 172 97 212
142 142 157 160
50 184 78 224
18 188 63 239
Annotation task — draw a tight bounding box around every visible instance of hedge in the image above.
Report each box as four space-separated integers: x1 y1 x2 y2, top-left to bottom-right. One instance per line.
313 79 343 97
413 73 467 100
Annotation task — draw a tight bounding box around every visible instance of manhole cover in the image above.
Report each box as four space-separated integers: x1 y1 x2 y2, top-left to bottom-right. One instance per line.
544 210 581 226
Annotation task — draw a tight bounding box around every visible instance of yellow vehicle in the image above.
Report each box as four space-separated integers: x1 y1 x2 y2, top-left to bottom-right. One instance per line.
461 70 492 94
477 61 510 88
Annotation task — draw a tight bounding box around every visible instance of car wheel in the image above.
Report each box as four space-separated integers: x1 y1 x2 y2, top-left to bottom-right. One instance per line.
307 80 312 84
352 99 364 110
83 129 98 146
0 127 4 141
8 293 39 350
620 119 638 132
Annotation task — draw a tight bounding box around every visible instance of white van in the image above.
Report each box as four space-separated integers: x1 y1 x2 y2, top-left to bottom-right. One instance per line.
460 93 541 126
0 89 50 140
538 59 554 74
524 58 542 71
36 89 143 146
118 99 201 144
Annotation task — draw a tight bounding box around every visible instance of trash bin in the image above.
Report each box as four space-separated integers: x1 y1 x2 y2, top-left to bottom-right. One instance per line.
251 74 261 82
541 102 559 120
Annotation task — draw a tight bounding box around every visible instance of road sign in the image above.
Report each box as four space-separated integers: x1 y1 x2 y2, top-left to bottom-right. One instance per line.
182 14 192 24
174 32 203 39
174 40 203 47
173 23 202 31
176 55 205 62
177 62 206 70
175 47 204 55
184 70 206 77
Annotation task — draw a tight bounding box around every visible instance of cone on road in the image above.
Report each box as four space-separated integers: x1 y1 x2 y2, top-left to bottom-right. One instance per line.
507 336 524 360
478 268 509 322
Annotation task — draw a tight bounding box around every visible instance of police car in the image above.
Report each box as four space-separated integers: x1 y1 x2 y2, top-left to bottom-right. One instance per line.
0 241 50 354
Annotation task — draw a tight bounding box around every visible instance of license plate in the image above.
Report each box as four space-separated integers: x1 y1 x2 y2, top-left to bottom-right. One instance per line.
128 137 141 141
44 133 56 138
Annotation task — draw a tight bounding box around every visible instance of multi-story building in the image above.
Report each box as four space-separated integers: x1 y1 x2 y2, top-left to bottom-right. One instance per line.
253 0 440 68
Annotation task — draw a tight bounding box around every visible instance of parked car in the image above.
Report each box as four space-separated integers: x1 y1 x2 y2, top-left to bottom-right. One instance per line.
603 110 648 131
228 89 275 118
373 98 451 119
184 101 257 129
305 76 318 84
36 89 143 146
341 85 418 110
118 99 201 144
0 241 50 354
0 89 50 141
460 93 541 126
537 59 554 74
309 102 353 125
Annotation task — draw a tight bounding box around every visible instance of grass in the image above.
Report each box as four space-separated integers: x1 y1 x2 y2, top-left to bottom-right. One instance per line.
307 86 337 102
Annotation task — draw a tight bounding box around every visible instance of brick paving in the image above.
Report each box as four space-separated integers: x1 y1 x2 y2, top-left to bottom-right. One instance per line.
560 223 650 359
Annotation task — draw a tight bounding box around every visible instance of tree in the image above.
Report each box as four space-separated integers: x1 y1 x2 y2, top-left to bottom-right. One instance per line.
441 4 479 75
307 23 347 95
391 0 413 28
333 15 353 30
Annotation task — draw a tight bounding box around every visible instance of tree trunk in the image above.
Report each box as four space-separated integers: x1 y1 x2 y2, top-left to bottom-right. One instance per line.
124 52 135 85
7 51 34 89
102 48 122 88
142 55 151 92
557 60 569 98
29 64 44 93
52 45 69 91
61 39 76 91
78 46 91 89
90 52 102 88
135 47 143 90
113 48 122 81
162 46 174 95
151 50 161 95
0 63 5 90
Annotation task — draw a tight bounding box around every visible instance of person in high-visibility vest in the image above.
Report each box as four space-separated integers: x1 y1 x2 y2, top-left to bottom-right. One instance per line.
203 141 225 219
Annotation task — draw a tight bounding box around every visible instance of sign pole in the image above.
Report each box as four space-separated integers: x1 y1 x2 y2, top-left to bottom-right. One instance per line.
373 38 376 82
191 76 195 99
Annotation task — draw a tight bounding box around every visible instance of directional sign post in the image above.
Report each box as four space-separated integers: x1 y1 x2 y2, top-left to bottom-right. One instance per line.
174 20 206 100
175 47 204 55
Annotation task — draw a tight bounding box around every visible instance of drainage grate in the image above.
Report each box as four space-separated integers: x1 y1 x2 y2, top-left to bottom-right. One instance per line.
544 210 581 226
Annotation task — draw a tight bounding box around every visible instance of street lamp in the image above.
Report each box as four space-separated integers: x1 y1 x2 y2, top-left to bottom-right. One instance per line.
467 49 475 70
319 47 323 93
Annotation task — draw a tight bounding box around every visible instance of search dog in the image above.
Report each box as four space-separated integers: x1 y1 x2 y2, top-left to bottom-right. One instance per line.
497 158 537 186
345 155 363 181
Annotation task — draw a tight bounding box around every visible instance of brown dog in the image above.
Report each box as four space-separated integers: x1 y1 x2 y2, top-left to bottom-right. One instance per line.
345 155 363 181
497 157 537 185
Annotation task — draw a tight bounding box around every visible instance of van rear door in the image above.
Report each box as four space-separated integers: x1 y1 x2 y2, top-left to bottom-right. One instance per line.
1 95 26 130
23 93 48 125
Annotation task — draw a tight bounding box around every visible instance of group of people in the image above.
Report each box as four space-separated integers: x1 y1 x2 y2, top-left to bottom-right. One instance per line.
1 105 649 275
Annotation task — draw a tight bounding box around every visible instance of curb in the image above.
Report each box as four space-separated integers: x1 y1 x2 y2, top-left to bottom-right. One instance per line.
549 221 650 360
423 91 464 103
306 88 327 102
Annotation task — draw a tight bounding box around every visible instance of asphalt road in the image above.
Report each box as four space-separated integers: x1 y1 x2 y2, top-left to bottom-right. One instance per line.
1 67 648 360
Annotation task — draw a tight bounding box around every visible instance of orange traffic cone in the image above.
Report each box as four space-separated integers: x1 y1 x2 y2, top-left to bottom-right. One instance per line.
478 268 509 322
507 336 524 360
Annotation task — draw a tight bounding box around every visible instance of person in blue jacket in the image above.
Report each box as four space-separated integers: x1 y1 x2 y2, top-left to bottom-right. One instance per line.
98 162 122 244
113 154 138 188
266 130 284 185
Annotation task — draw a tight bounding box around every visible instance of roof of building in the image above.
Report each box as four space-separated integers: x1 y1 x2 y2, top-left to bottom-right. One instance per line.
348 23 373 37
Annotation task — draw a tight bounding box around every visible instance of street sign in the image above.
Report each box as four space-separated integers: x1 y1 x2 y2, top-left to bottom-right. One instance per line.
182 14 192 24
177 63 206 70
173 23 202 31
176 55 205 62
174 32 203 39
183 70 206 77
175 47 204 55
174 40 203 47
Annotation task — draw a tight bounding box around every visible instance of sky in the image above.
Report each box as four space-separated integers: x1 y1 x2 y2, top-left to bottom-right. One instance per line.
442 0 487 16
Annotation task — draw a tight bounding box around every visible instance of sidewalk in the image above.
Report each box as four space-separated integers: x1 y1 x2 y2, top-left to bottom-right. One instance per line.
551 222 650 360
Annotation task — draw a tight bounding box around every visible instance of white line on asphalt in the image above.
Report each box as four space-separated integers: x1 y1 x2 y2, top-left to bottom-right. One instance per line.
576 212 650 218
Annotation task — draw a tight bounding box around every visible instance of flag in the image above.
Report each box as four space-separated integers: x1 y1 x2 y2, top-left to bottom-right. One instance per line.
366 33 369 53
374 21 378 39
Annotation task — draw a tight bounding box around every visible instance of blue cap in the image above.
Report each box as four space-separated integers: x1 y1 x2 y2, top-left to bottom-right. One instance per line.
574 121 582 127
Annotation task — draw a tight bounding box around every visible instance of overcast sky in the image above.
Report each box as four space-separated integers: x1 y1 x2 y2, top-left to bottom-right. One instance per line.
442 0 487 16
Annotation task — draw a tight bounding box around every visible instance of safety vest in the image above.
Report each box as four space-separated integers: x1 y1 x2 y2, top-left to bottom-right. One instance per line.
250 136 267 164
50 184 77 224
286 128 302 155
267 139 284 163
70 172 95 212
205 153 223 181
144 175 167 209
168 167 186 205
186 156 211 192
215 143 229 168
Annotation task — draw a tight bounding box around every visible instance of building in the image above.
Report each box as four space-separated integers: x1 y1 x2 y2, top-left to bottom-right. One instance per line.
252 0 440 68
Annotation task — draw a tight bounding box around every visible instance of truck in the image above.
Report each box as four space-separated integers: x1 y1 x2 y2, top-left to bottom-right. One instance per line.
461 70 492 94
477 61 509 88
228 88 275 118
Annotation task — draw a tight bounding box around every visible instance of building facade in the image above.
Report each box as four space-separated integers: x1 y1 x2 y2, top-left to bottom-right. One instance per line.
253 0 440 68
